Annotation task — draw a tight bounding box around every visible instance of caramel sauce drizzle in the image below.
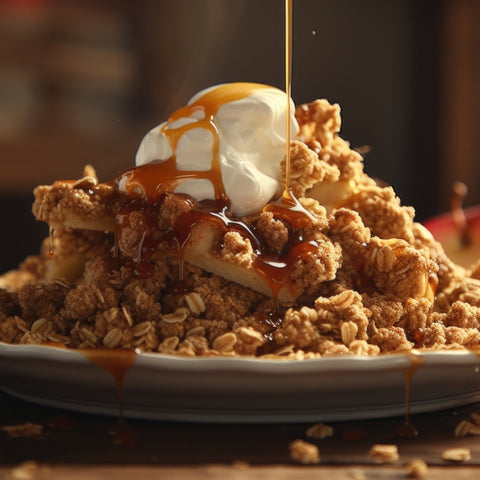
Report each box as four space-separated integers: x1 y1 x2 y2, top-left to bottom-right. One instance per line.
113 72 317 304
118 83 271 204
164 197 319 301
48 225 55 257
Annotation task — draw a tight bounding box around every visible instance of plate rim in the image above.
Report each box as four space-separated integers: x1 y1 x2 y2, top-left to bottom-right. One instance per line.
1 341 480 372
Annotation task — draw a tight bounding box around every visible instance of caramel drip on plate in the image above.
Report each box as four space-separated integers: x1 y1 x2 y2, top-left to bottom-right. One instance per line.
81 348 139 446
81 348 137 418
397 350 425 438
40 343 138 445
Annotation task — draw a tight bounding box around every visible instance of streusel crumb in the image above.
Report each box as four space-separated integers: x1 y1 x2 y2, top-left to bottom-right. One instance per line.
2 422 44 438
406 459 428 478
289 439 320 464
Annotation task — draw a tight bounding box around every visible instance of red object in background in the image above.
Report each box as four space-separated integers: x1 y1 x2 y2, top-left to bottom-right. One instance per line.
424 206 480 269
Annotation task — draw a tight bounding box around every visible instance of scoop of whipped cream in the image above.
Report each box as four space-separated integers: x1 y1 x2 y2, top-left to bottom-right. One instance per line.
134 83 299 216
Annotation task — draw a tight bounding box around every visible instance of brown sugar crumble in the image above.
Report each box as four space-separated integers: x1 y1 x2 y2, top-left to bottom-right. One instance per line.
1 98 480 358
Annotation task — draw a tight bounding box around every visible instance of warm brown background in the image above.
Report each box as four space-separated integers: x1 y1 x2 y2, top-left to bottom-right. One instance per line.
0 0 479 272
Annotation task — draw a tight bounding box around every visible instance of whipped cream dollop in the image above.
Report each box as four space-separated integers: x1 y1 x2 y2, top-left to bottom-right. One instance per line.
132 83 299 216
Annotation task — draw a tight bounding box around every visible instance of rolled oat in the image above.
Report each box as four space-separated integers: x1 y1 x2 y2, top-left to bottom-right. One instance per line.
454 419 480 437
79 327 97 344
368 444 399 464
441 447 471 462
132 321 152 337
103 328 122 348
2 423 43 438
212 332 237 353
186 326 206 338
162 308 189 324
305 422 334 439
184 292 206 315
340 321 358 346
157 336 180 353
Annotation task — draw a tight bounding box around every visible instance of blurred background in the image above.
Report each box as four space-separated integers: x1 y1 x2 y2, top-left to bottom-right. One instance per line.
0 0 479 272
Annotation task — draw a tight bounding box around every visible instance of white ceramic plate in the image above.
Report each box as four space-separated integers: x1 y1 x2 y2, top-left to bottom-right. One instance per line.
1 342 480 423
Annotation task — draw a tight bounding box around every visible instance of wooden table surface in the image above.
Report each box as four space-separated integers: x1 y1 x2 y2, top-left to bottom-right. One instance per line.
2 390 480 479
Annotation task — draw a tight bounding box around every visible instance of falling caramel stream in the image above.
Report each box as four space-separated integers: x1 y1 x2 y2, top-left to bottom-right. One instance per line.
284 0 293 191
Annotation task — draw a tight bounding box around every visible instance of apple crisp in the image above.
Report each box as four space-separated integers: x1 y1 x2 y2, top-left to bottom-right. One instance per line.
1 96 480 358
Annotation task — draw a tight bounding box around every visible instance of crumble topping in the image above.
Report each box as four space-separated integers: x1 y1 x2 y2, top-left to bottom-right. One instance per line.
33 176 115 232
1 98 480 358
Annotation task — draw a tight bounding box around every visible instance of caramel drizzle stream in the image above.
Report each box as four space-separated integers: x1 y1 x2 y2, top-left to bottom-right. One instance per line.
284 0 293 192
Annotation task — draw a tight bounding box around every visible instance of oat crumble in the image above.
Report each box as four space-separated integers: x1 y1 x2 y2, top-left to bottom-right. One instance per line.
1 99 480 358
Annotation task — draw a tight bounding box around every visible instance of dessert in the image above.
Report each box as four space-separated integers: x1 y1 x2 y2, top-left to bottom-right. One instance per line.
1 82 480 358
